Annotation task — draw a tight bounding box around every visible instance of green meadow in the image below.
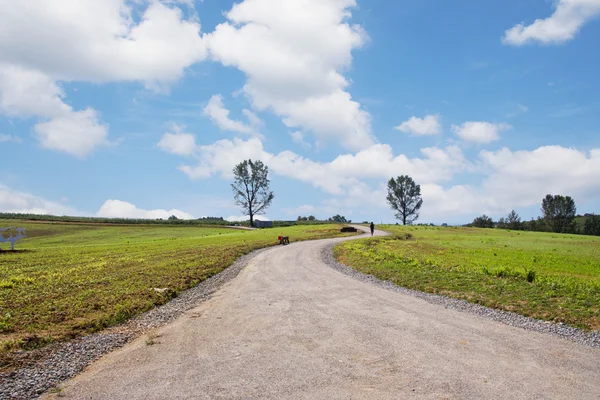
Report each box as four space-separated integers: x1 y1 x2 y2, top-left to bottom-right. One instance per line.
0 220 350 362
336 225 600 330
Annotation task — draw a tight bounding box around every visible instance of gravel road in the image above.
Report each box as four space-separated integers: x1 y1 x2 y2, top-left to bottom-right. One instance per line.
43 228 600 399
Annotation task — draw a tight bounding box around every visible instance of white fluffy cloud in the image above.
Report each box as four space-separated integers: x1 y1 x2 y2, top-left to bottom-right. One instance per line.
0 0 206 86
178 137 265 180
0 64 70 118
157 124 197 156
97 199 194 220
452 122 511 144
503 0 600 45
0 0 206 157
170 136 467 195
161 131 600 222
417 146 600 220
395 114 442 136
0 184 76 215
203 95 262 137
480 146 600 203
204 0 374 151
34 109 109 158
0 64 109 157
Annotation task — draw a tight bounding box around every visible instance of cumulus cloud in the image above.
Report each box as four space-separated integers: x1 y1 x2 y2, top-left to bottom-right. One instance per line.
503 0 600 45
34 108 109 158
97 199 194 220
157 124 197 156
0 64 70 118
452 122 511 144
0 184 76 215
0 0 206 157
412 146 600 220
204 0 374 150
0 65 109 157
480 146 600 203
0 0 206 86
203 94 262 137
160 129 600 222
169 136 467 195
177 137 265 180
395 114 442 136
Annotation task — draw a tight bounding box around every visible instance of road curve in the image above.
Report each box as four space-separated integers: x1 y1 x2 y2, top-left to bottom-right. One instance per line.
46 228 600 399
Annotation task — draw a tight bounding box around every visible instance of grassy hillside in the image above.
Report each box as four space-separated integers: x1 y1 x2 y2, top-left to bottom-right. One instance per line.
0 220 351 361
335 225 600 330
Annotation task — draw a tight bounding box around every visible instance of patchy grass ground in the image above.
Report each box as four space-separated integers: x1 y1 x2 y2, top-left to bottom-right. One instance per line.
0 220 351 360
335 225 600 331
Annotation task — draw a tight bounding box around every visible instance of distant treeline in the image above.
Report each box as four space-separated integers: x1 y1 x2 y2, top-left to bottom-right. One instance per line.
0 213 334 228
465 195 600 237
0 213 228 226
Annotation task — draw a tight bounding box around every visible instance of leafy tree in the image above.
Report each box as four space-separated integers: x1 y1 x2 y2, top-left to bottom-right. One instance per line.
541 194 577 233
308 215 316 221
497 217 507 229
168 215 179 221
506 210 522 230
232 159 274 227
584 214 600 236
386 175 423 225
471 214 494 228
329 215 347 223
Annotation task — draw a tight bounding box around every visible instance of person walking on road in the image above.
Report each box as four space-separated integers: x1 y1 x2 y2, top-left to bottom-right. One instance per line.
370 222 375 236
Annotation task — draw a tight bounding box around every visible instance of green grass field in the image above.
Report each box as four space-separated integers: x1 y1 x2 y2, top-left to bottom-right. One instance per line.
0 220 351 361
335 225 600 331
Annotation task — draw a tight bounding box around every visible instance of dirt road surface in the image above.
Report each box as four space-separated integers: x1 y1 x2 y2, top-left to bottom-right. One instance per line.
45 228 600 399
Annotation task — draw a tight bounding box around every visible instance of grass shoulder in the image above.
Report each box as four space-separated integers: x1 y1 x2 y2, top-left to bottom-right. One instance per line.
0 220 354 368
335 225 600 331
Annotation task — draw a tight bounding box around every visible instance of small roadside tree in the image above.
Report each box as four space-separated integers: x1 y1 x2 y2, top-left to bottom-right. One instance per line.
386 175 423 225
231 159 274 227
541 194 576 233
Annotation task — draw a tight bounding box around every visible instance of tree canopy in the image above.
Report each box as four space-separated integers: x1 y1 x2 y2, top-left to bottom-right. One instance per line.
541 194 577 233
328 215 348 223
471 214 494 228
497 210 522 230
386 175 423 225
231 159 274 227
584 214 600 236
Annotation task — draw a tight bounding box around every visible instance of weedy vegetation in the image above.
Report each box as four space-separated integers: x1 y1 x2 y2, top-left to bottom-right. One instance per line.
335 225 600 331
0 220 352 366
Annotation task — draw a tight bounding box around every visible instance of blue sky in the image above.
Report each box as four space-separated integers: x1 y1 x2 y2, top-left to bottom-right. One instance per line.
1 0 599 224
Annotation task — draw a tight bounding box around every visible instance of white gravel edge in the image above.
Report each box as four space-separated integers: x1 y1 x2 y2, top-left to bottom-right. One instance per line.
321 242 600 349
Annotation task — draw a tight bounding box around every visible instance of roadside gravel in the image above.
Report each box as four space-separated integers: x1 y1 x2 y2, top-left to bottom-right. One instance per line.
0 247 271 400
322 243 600 349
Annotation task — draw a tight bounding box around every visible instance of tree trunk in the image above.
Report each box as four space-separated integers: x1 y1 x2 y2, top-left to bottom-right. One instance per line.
249 213 254 227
